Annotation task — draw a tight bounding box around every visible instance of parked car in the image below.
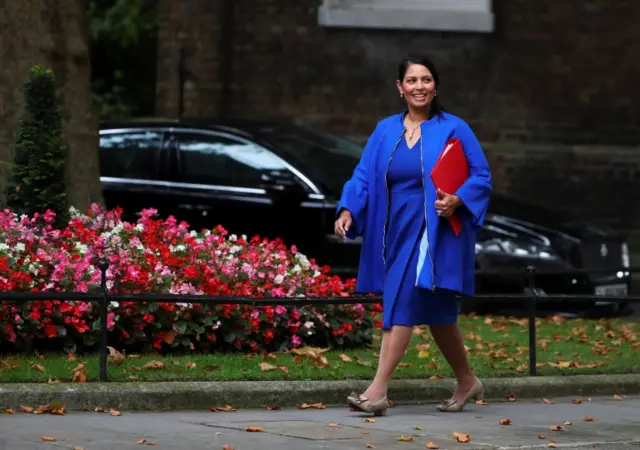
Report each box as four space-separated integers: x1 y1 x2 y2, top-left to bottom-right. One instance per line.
99 118 632 316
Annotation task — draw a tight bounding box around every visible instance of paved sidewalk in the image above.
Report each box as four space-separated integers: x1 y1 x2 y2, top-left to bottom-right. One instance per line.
1 396 639 449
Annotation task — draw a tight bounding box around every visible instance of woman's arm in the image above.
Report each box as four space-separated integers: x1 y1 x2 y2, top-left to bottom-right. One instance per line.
336 123 381 239
453 122 492 229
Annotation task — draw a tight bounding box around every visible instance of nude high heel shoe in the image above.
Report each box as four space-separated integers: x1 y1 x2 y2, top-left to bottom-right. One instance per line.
347 392 389 416
436 377 484 413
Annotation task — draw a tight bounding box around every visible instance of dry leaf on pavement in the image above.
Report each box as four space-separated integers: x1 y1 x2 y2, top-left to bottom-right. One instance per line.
19 405 33 413
210 405 237 412
263 405 281 410
543 398 554 404
363 418 376 423
366 445 376 449
246 426 264 432
109 409 121 416
5 408 15 414
328 423 338 427
547 444 557 448
296 403 326 409
475 399 487 405
507 394 517 402
73 447 85 450
452 432 471 443
550 425 564 431
572 399 583 404
426 442 439 449
583 416 595 422
564 420 572 425
222 446 235 450
499 418 512 425
31 364 46 373
107 347 125 365
339 354 352 362
614 394 623 401
538 434 546 439
41 436 56 442
397 436 413 442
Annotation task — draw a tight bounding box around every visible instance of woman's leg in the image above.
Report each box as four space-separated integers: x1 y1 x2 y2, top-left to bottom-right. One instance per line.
361 325 413 401
429 323 477 402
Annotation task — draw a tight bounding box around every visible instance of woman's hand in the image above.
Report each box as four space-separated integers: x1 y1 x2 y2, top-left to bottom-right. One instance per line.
334 210 353 239
434 189 462 218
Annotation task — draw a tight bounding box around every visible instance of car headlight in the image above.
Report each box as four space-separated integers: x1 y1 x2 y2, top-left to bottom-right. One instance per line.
475 239 560 260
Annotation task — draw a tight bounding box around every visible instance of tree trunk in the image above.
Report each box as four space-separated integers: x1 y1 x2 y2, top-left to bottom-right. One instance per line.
0 0 103 212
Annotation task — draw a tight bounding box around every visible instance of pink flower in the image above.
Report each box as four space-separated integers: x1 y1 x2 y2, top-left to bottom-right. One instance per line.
275 305 287 315
291 335 301 348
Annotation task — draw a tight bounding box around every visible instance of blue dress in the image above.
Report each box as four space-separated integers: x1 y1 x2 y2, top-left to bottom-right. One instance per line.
382 137 459 330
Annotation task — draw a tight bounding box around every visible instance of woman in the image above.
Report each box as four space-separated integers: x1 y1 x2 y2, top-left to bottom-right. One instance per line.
334 54 492 416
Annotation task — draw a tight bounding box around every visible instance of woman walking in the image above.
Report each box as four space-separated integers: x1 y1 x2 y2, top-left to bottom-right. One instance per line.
334 54 492 416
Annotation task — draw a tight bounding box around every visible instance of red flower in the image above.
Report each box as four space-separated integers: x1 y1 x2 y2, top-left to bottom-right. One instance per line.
44 325 58 338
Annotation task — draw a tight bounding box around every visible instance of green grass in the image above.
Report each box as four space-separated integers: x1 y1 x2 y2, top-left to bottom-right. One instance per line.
1 315 639 383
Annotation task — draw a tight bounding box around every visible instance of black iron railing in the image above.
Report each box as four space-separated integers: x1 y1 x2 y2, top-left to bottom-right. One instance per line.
1 262 638 382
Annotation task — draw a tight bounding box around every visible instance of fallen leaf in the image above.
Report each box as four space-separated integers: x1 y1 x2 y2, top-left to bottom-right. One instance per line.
73 447 85 450
614 394 623 401
185 361 196 369
428 375 443 380
129 376 138 381
366 445 376 449
550 425 564 431
48 377 59 384
397 435 413 442
259 362 278 372
107 347 125 365
564 420 572 425
507 394 517 402
583 416 595 422
263 405 281 410
137 439 148 444
538 434 546 439
361 430 370 435
339 354 352 362
363 418 376 423
210 405 237 412
72 363 87 383
328 423 338 427
109 409 121 416
452 432 471 443
547 444 557 448
414 425 423 430
50 407 66 415
31 363 46 373
19 405 33 413
222 446 235 450
572 398 583 404
34 405 52 414
246 426 264 432
296 403 326 409
5 408 15 414
543 398 554 404
475 399 487 405
144 361 166 370
388 400 397 408
417 350 430 359
41 436 56 442
279 366 290 375
499 418 512 425
426 442 439 449
355 356 371 367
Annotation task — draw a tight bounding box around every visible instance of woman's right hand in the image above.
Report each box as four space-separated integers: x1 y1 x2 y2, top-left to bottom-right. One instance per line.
334 210 353 239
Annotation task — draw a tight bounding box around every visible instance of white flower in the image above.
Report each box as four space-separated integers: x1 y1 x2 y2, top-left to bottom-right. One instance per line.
304 321 315 329
229 234 237 242
15 243 26 252
110 301 120 308
0 243 9 252
229 245 243 254
292 264 302 273
274 274 284 284
135 223 145 232
74 242 88 254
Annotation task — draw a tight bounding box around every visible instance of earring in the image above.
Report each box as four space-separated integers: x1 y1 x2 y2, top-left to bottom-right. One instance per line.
400 93 404 98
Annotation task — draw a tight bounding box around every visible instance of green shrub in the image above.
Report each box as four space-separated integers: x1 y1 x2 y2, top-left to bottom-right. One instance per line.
6 65 69 226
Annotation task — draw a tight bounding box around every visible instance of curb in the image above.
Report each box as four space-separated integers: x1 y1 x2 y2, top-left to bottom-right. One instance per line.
1 374 639 411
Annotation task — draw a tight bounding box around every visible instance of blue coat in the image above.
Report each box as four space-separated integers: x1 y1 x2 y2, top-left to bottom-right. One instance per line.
337 111 492 296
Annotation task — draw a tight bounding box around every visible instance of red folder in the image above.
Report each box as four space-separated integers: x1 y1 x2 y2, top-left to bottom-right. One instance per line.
430 138 469 236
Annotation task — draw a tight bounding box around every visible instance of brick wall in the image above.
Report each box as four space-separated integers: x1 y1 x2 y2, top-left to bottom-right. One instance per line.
156 0 640 244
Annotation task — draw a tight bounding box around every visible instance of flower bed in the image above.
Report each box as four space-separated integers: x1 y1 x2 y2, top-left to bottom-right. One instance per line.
0 206 381 353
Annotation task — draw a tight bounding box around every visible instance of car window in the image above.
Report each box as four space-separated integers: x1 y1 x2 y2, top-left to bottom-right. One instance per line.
99 130 164 180
174 131 293 188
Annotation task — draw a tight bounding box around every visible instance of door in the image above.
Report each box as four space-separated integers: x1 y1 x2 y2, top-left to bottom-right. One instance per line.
165 130 311 240
99 128 170 223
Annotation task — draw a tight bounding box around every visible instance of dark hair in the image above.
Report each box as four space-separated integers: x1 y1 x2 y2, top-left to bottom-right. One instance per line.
398 54 445 119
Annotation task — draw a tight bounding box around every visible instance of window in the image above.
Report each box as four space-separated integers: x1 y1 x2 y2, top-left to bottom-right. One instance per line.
99 130 164 180
175 132 293 189
318 0 494 33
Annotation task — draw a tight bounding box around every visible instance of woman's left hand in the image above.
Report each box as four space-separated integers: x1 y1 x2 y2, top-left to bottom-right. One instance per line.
434 189 462 218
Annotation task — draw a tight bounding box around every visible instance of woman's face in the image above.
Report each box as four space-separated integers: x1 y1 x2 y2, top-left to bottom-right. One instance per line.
397 63 436 111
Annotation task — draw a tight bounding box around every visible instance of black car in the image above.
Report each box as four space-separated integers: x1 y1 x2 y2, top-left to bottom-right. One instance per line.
98 118 632 316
